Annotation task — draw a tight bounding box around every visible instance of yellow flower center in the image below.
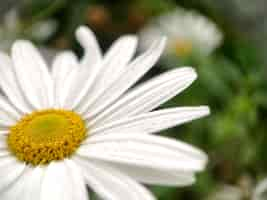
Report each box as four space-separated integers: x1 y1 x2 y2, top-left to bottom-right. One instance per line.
174 40 192 57
7 109 87 166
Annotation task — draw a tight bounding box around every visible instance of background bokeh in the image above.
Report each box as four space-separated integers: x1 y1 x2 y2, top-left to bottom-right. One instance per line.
2 0 267 199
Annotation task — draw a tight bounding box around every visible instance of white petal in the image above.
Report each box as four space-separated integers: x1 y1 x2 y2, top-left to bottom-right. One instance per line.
0 52 32 113
0 139 9 156
90 106 210 135
52 51 78 108
0 130 9 136
79 133 208 173
0 149 10 157
61 26 102 109
0 135 7 149
52 51 77 80
11 40 54 109
94 35 137 91
0 95 21 127
76 26 102 68
19 166 45 200
75 157 155 200
0 156 26 194
40 161 88 200
82 37 166 118
0 167 31 200
40 162 72 200
59 63 96 109
95 160 196 186
65 159 89 200
76 35 138 112
90 67 197 125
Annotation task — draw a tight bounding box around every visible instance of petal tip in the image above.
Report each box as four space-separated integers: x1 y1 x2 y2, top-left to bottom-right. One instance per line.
180 67 198 84
187 67 197 80
75 25 95 40
76 25 90 35
151 36 167 51
117 35 138 49
12 40 37 57
12 40 32 48
199 105 210 116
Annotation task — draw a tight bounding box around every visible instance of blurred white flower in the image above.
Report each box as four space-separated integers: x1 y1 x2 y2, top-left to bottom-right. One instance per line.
0 8 57 51
140 7 223 58
253 178 267 200
207 184 243 200
30 20 58 41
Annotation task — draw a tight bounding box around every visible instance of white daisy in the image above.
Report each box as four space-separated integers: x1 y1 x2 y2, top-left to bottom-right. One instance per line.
0 25 210 200
140 7 223 57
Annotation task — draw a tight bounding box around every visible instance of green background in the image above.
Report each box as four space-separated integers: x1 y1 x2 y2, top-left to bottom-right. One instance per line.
2 0 267 199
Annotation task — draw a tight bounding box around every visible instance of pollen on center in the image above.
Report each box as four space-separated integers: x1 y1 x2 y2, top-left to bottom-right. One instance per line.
7 109 87 166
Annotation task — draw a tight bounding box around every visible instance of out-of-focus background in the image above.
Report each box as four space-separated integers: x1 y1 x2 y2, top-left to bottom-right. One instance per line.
2 0 267 199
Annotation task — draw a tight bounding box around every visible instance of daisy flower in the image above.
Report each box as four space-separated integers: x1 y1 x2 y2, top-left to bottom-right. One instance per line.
0 25 210 200
140 7 223 58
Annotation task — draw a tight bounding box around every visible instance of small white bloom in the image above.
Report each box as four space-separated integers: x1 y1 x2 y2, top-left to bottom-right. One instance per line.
253 178 267 200
0 25 210 200
29 20 58 41
140 7 223 58
207 184 243 200
0 9 57 51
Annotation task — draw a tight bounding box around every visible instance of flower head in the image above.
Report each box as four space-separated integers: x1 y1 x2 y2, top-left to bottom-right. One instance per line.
0 25 209 199
140 7 223 58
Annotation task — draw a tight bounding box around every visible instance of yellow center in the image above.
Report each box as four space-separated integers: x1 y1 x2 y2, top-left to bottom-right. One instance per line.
174 40 193 57
7 109 87 166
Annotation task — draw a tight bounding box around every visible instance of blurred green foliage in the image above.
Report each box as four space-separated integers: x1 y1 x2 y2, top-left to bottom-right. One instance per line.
2 0 267 199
